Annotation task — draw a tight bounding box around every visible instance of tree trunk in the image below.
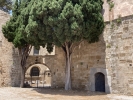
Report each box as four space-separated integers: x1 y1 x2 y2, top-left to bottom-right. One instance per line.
19 45 32 88
65 44 72 90
20 67 25 88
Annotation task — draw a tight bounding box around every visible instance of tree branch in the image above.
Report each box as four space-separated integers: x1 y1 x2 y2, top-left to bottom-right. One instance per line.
71 40 83 53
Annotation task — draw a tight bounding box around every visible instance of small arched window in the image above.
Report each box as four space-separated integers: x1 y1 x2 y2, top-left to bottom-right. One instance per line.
30 67 40 76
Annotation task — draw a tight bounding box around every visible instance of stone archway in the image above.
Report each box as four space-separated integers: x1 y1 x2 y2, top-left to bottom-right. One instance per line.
95 72 105 92
25 64 51 88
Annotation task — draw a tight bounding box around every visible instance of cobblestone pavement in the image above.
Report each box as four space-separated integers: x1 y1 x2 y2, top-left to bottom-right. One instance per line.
0 87 132 100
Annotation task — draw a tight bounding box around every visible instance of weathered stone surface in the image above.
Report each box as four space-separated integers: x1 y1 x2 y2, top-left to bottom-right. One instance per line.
103 0 133 21
0 10 21 87
104 15 133 95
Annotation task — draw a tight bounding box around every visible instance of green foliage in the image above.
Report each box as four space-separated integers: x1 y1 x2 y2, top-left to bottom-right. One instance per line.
19 0 104 52
2 0 105 89
107 0 114 11
3 0 104 53
116 15 122 24
2 0 27 47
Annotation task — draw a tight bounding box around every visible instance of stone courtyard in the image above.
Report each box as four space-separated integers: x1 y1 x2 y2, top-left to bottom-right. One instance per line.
1 0 133 100
0 87 133 100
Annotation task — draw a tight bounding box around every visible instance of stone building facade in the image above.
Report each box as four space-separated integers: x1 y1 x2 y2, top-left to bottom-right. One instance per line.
0 0 133 95
0 10 21 87
104 16 133 94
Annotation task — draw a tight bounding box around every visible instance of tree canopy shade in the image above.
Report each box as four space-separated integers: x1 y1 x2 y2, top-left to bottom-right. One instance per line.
2 0 104 90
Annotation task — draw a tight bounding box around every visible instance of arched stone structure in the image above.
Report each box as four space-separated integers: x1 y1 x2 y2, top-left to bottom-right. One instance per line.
26 63 50 71
25 53 65 88
90 68 111 93
25 64 51 87
26 56 55 75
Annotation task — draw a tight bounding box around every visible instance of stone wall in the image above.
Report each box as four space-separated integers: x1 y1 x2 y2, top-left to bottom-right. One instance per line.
0 10 21 87
71 37 106 90
26 47 66 88
103 0 133 21
104 15 133 95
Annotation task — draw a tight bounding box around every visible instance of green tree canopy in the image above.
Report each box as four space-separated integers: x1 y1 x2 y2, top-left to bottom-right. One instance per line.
22 0 104 49
21 0 104 90
2 0 105 90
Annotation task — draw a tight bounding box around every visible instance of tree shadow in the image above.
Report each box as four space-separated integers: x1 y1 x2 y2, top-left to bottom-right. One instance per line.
31 87 108 97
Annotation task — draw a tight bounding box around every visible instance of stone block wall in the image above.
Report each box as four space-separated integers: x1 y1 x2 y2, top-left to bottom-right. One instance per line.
71 38 106 90
26 47 66 88
103 0 133 21
104 15 133 95
0 10 21 87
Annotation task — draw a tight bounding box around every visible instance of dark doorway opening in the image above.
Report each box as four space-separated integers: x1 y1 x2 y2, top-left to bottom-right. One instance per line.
95 72 105 92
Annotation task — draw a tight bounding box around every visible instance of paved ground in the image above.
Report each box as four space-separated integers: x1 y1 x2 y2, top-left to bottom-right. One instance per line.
0 87 133 100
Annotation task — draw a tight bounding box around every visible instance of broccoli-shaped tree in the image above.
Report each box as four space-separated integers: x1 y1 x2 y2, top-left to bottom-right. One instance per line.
2 0 50 87
3 0 105 90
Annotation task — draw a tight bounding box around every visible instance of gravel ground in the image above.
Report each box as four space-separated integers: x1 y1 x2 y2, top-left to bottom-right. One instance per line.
0 87 132 100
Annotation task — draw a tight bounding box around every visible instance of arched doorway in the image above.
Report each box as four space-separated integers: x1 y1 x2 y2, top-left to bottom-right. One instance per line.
25 64 51 88
95 72 105 92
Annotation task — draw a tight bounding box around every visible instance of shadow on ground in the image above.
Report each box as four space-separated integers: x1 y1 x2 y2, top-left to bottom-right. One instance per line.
31 87 108 97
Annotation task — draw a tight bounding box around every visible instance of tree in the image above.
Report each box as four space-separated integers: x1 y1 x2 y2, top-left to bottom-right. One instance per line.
3 0 105 90
2 0 49 87
21 0 104 90
2 0 32 87
0 0 12 13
